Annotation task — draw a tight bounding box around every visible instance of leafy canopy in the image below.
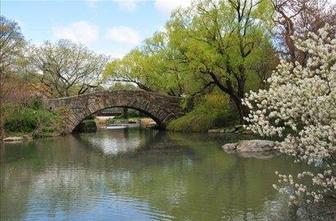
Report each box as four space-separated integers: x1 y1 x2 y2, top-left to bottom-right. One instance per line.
104 0 278 120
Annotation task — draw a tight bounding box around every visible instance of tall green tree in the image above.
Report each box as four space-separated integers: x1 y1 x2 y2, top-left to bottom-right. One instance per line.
105 0 278 121
0 16 25 76
0 16 26 140
104 32 187 96
166 0 276 120
29 40 108 97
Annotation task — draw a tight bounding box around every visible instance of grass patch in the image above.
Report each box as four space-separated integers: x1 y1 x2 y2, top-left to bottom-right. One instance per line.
3 98 61 137
167 93 239 132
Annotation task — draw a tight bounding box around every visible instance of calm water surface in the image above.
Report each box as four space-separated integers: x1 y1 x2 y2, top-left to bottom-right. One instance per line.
0 128 304 221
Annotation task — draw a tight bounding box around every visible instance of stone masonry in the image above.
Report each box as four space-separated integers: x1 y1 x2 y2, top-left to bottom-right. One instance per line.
44 90 184 134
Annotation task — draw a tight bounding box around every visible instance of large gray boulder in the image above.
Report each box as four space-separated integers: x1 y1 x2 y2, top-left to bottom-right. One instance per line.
222 139 278 159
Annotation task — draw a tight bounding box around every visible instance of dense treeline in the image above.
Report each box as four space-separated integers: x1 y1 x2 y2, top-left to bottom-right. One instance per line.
104 0 336 130
1 0 336 138
0 17 108 138
105 0 277 121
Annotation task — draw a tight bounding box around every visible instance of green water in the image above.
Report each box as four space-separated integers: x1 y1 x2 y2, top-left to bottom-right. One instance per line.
0 128 304 221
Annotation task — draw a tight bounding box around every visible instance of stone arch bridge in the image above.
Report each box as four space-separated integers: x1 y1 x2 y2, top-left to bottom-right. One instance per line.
44 90 184 134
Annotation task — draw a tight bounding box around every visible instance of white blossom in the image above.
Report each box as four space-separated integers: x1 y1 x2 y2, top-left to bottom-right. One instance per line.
244 25 336 205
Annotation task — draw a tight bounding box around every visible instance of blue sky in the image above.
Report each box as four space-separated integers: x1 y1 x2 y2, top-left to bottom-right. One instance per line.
1 0 191 58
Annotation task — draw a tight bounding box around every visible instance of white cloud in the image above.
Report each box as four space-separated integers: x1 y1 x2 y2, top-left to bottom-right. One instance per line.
52 21 99 44
104 51 128 59
118 0 137 11
86 0 98 8
105 26 140 45
154 0 192 15
86 0 138 11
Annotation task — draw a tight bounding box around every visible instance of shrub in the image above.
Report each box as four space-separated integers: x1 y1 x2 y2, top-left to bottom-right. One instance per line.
167 93 238 132
4 99 59 136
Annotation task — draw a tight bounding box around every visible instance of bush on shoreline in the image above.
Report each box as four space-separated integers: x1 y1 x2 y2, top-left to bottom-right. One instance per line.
3 98 61 138
167 93 238 132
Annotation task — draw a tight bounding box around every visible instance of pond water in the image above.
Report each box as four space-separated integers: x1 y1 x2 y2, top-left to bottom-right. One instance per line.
0 128 305 221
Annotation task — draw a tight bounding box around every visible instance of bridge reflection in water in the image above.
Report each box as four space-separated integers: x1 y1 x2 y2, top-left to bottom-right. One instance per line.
0 128 307 221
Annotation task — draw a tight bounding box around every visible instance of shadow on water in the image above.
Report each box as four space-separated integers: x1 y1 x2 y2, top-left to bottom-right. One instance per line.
0 128 315 221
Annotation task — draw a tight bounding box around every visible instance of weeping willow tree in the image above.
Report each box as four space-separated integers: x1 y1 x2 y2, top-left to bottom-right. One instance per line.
165 0 278 121
104 0 278 122
104 31 188 96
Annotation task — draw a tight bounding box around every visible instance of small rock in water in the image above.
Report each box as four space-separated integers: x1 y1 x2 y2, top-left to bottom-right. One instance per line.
236 140 275 152
222 143 237 153
140 118 157 128
3 136 24 143
222 139 278 159
208 128 225 133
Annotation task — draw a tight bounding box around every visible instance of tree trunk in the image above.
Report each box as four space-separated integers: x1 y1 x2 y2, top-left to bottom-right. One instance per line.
206 71 248 122
0 111 4 141
228 93 247 123
0 71 5 141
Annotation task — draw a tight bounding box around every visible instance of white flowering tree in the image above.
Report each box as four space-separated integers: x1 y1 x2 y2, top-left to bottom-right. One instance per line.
244 25 336 205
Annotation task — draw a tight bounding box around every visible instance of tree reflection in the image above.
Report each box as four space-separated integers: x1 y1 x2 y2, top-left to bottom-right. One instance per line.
0 129 306 220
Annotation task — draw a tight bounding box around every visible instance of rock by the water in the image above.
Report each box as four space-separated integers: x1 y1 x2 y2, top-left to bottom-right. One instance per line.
140 118 157 128
236 140 275 152
3 136 24 143
22 135 33 140
208 125 245 134
208 128 225 133
222 143 237 153
222 139 277 159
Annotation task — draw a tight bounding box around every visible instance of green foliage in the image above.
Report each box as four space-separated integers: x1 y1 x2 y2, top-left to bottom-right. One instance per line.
109 82 138 91
165 0 277 119
3 99 60 136
167 93 238 132
246 71 262 92
104 32 186 96
0 16 26 76
104 0 278 120
84 115 95 120
29 39 108 97
29 97 44 110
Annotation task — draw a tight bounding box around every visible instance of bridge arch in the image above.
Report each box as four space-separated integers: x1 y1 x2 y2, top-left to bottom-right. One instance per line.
44 90 184 134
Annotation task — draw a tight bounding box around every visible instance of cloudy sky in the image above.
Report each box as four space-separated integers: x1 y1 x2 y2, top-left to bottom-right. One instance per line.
2 0 192 58
3 0 336 58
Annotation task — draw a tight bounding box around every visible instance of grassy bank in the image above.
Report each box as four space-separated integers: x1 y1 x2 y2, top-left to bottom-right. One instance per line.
3 98 61 138
167 93 239 132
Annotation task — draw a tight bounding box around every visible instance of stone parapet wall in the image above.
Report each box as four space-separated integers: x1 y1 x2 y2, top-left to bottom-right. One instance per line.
44 90 184 133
